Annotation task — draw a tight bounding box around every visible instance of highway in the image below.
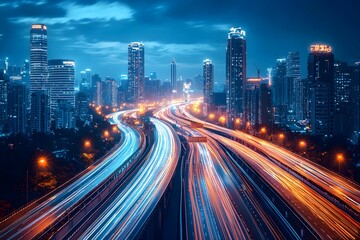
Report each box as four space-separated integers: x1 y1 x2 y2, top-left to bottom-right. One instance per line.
156 105 282 239
0 111 143 240
181 104 360 215
76 118 180 239
176 103 360 239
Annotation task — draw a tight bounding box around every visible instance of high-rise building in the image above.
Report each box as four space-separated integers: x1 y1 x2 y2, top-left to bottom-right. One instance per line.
103 77 118 107
308 44 334 136
245 78 273 126
0 75 8 131
203 59 214 106
30 24 48 95
128 42 145 103
351 62 360 133
7 83 26 134
80 68 92 92
75 91 90 121
171 59 177 91
333 61 353 136
226 27 246 126
287 52 301 118
272 58 287 126
48 59 75 118
273 59 287 106
31 91 50 133
21 60 30 89
54 100 75 129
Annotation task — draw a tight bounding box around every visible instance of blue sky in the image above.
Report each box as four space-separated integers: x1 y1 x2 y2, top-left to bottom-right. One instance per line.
0 0 359 83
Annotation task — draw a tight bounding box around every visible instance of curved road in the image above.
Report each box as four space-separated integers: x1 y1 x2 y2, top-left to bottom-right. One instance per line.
0 111 142 240
77 118 181 239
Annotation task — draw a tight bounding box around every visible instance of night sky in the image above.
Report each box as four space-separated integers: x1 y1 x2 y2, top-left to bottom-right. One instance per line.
1 0 359 83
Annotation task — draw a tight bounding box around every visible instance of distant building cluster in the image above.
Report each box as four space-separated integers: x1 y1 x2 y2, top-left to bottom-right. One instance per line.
1 24 359 140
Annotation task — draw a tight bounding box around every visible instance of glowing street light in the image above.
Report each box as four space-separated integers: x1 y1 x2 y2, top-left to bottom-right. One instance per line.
235 118 241 124
336 153 344 173
279 133 285 139
209 113 215 120
84 140 91 148
103 130 110 138
38 157 47 167
299 140 306 148
260 127 266 133
219 116 226 123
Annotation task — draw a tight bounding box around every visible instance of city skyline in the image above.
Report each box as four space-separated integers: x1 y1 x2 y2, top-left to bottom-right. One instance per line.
1 0 360 82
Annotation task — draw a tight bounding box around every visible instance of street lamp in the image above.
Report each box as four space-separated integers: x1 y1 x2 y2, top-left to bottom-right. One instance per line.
260 127 266 134
103 130 110 138
299 140 306 148
27 156 47 203
336 153 344 173
84 140 91 148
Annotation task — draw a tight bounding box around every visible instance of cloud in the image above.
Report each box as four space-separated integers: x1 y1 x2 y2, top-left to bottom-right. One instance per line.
0 0 47 8
10 1 134 24
145 41 216 56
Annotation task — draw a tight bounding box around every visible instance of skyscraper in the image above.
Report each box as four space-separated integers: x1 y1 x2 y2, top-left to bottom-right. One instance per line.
48 59 75 118
128 42 145 103
0 75 8 132
272 58 287 126
31 91 50 133
80 68 92 92
226 27 246 126
7 83 26 134
203 59 214 106
287 52 301 117
308 44 334 136
171 59 177 91
30 24 48 95
333 61 353 136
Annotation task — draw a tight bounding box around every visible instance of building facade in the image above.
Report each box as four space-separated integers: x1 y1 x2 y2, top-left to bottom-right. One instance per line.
171 59 177 91
226 27 246 126
8 83 27 134
48 59 75 121
30 24 48 95
308 44 334 136
128 42 145 103
203 59 214 106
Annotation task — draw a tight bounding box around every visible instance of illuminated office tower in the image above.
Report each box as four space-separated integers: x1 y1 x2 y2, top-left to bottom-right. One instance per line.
80 68 92 92
128 42 145 103
226 27 246 126
7 83 26 134
203 59 214 105
308 44 334 136
30 24 48 94
287 52 301 119
48 59 75 118
31 91 50 133
171 59 177 90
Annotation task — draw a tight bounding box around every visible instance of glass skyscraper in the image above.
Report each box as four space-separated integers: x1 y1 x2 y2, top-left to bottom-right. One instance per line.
171 58 177 91
203 59 214 105
308 44 334 136
30 24 48 94
226 27 246 126
128 42 145 103
48 59 75 119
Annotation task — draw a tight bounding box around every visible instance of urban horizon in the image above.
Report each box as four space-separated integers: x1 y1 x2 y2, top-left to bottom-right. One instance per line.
1 1 360 239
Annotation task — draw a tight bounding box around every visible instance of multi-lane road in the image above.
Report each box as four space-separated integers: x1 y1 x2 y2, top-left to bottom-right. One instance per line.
173 102 360 239
1 103 360 239
75 118 180 239
0 111 143 240
156 105 284 239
